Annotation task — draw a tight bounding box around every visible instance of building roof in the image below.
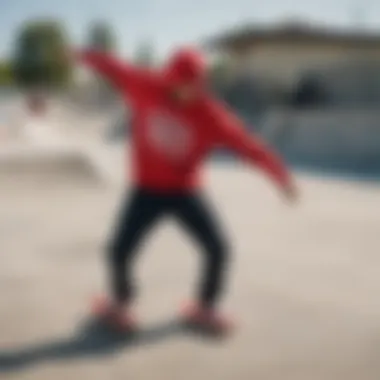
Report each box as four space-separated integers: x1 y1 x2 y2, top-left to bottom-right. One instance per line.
205 21 380 50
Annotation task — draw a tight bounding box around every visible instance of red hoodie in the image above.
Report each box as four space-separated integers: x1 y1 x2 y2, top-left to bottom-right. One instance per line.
78 48 292 193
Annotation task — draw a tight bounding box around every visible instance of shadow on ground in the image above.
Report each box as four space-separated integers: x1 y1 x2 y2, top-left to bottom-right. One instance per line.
0 317 207 373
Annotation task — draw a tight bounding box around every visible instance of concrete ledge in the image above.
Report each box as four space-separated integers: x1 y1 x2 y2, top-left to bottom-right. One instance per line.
0 144 109 187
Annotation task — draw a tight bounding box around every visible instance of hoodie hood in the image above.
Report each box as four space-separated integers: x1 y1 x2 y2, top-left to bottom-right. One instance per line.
163 47 207 87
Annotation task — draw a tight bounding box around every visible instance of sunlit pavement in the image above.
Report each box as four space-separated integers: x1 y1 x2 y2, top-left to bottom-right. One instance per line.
1 162 380 380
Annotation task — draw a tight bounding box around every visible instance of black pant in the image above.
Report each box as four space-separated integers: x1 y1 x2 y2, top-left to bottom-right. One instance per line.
108 188 229 308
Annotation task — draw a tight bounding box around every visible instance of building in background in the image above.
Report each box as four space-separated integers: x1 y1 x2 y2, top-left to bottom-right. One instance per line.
206 21 380 174
206 21 380 88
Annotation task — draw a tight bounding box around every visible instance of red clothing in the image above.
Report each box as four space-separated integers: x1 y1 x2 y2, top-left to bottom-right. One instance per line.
78 48 291 192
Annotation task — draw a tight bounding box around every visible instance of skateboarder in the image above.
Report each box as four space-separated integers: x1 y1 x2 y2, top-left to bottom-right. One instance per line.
76 47 297 334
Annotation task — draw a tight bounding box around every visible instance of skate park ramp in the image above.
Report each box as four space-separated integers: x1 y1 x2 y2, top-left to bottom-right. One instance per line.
0 145 110 188
1 167 380 380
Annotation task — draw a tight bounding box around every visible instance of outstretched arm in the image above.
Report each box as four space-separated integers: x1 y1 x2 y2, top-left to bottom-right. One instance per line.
76 50 142 95
208 102 296 198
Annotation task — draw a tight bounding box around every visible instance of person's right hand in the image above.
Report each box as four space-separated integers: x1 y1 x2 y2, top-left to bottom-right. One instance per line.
282 181 299 204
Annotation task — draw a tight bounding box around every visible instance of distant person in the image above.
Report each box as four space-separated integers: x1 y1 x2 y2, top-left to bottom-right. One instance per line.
293 75 327 108
0 92 47 143
75 47 298 335
27 92 47 117
19 93 58 145
1 92 46 143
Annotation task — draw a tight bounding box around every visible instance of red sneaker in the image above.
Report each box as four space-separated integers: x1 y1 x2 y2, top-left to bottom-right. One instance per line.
180 302 234 335
91 296 138 333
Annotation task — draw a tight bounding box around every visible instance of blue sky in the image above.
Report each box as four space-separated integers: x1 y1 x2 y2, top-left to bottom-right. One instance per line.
0 0 379 59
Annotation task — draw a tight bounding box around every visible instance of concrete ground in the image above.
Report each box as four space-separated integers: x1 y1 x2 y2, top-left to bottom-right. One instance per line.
1 162 380 380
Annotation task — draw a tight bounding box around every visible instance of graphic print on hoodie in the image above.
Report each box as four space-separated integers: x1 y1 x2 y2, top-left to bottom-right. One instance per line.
146 111 195 163
78 47 291 193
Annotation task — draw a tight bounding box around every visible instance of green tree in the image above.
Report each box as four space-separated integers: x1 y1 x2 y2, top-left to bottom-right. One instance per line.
208 58 229 91
85 21 119 101
87 21 117 53
0 61 14 86
12 19 72 88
